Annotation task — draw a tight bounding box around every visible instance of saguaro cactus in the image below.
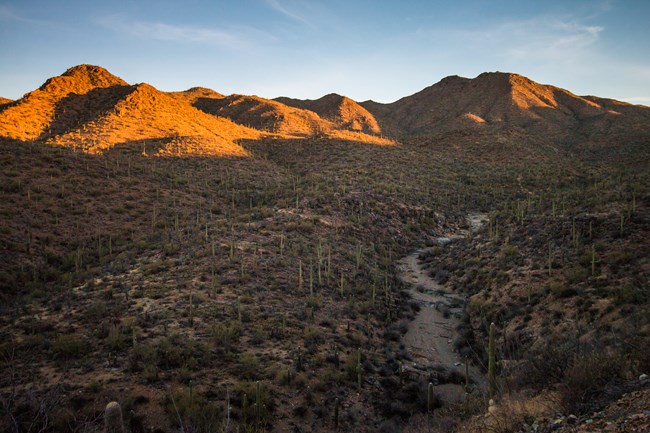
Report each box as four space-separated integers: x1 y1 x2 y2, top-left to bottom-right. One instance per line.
104 401 125 433
427 382 434 413
334 397 340 429
488 322 497 399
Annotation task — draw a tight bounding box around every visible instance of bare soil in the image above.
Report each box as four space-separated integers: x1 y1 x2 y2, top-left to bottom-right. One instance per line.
398 214 488 406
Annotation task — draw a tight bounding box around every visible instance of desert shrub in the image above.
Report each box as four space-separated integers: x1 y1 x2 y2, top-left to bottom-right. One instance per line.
517 336 628 414
611 285 646 306
106 324 125 351
566 267 589 284
303 325 322 349
52 333 89 359
500 243 519 258
210 320 241 352
560 351 625 413
237 352 261 380
549 282 578 298
157 332 207 370
163 387 223 433
234 380 276 428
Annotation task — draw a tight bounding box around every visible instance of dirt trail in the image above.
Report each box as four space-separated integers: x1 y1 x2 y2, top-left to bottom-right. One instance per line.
397 213 488 405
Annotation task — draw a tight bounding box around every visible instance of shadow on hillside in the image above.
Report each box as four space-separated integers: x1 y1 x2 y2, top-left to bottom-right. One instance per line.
194 97 230 116
37 85 133 140
238 136 404 169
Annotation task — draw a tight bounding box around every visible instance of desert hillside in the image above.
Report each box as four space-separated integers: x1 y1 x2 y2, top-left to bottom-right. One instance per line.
47 82 262 156
167 86 225 105
1 65 648 433
362 72 650 140
185 92 334 136
0 65 128 141
277 93 382 134
0 65 263 155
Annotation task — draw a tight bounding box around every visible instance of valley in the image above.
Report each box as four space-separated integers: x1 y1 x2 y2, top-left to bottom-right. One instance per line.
1 65 649 433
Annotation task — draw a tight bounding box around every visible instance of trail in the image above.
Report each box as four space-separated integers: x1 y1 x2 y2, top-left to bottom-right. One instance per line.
397 213 488 405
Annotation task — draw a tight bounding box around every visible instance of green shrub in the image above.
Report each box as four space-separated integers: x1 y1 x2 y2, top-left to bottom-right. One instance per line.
549 282 578 298
210 320 241 352
237 352 261 380
163 387 223 433
52 333 89 359
234 380 275 428
611 286 647 306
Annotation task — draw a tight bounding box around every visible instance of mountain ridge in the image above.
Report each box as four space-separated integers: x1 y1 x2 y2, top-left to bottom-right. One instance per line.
276 93 381 134
1 65 648 152
358 71 650 137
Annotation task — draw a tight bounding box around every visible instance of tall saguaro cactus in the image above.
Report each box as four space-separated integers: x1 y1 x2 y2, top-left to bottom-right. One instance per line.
488 322 497 399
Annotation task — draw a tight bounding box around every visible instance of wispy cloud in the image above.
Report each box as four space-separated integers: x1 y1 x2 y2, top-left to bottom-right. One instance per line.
98 16 267 50
0 4 53 26
454 17 604 62
262 0 314 27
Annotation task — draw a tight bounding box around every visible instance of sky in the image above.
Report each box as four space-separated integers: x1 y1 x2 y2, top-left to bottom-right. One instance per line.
1 0 649 105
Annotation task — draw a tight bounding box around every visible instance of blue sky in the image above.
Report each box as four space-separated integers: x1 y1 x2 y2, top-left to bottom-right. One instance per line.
1 0 649 105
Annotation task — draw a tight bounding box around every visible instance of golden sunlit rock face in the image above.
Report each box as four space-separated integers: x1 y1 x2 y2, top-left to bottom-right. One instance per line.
0 65 128 141
276 93 382 134
0 65 396 154
2 65 649 153
362 71 650 137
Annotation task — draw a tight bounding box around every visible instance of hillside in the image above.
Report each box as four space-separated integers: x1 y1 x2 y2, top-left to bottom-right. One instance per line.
1 65 649 433
49 82 261 156
362 72 650 141
277 93 381 134
0 97 12 106
168 87 391 143
0 66 262 155
167 86 225 105
189 93 333 136
0 65 128 141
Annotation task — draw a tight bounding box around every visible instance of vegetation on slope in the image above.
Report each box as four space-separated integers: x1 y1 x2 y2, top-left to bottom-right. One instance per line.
0 65 648 433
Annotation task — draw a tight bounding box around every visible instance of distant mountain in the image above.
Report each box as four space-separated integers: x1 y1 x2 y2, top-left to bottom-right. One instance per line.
0 65 128 141
0 65 260 155
361 72 650 139
186 93 333 136
2 66 647 154
50 82 260 155
167 87 225 105
276 93 381 134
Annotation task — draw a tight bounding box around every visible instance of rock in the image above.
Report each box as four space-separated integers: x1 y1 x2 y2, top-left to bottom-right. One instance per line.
550 418 564 430
567 414 578 424
639 373 648 381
